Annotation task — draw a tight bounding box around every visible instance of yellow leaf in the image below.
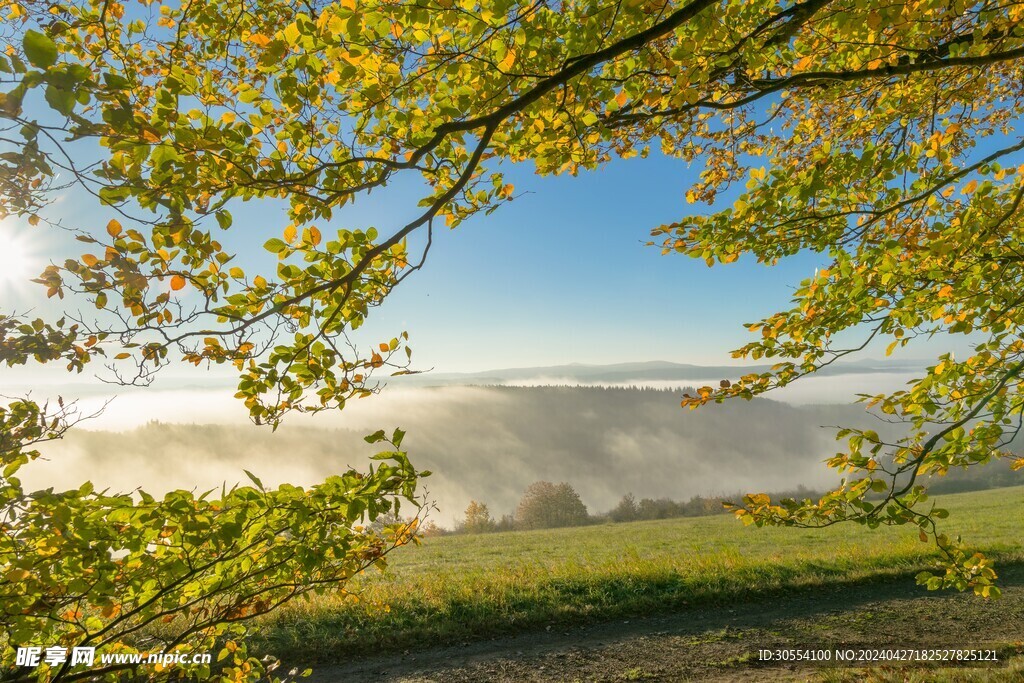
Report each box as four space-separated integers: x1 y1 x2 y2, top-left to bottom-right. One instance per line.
170 274 186 291
5 568 30 582
309 226 322 246
283 22 301 46
106 219 122 237
962 179 978 195
254 275 267 289
82 253 99 267
284 224 297 243
220 111 236 124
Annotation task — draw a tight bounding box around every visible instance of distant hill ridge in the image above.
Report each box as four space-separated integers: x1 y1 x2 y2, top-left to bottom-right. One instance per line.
393 358 927 386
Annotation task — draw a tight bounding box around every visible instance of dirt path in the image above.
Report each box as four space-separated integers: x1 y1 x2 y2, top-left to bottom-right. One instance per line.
305 565 1024 682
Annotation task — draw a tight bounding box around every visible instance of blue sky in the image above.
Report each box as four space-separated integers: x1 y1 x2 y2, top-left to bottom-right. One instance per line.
2 149 833 373
2 141 967 382
347 153 829 372
3 69 990 385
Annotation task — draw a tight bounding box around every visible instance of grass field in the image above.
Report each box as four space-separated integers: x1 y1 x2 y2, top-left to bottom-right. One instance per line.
257 486 1024 666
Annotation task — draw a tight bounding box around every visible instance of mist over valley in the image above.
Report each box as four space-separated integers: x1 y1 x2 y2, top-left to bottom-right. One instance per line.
27 381 910 525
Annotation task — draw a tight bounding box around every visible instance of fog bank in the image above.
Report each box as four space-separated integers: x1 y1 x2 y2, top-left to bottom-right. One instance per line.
25 386 896 525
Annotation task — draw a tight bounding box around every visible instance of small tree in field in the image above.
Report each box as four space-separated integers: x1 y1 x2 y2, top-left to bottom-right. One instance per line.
494 515 517 533
462 500 495 534
514 482 589 530
609 493 639 523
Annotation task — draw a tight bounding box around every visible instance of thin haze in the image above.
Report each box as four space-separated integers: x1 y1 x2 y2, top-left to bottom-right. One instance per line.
28 385 899 526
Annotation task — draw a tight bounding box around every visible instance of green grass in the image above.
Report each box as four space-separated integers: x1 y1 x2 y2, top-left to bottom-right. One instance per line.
256 486 1024 663
818 656 1024 683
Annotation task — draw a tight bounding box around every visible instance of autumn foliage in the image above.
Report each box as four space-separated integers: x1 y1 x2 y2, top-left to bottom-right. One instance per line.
2 1 1024 679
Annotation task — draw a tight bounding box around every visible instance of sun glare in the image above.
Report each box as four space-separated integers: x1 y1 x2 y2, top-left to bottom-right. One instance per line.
0 234 33 288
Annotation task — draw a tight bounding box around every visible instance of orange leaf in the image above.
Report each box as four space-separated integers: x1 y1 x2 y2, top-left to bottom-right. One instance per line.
248 33 271 47
170 275 186 291
106 219 123 237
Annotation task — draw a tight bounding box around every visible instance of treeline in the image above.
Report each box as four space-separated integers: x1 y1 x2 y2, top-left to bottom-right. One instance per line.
445 458 1022 535
447 481 821 535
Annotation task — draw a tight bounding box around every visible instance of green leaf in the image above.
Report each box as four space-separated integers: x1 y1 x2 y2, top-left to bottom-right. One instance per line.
44 84 76 116
364 429 387 443
103 71 130 90
264 238 287 254
23 30 58 69
243 469 264 490
150 144 181 169
1 84 26 116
